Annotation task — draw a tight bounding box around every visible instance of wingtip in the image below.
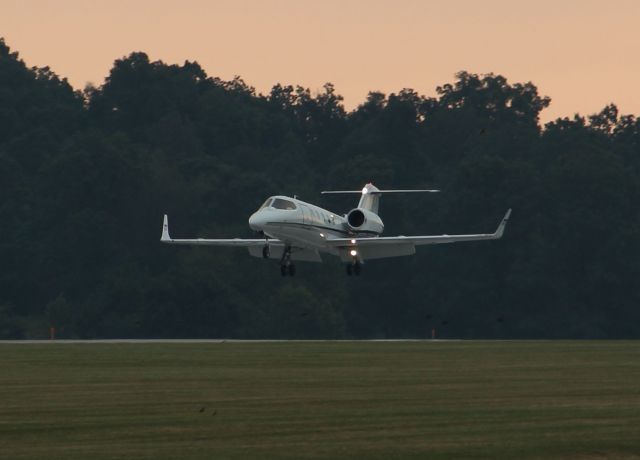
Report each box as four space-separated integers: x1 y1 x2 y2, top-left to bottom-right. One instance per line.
494 209 512 239
161 214 171 242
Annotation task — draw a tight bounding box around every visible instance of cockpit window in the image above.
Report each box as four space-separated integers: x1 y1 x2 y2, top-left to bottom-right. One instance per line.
259 198 273 210
272 198 297 210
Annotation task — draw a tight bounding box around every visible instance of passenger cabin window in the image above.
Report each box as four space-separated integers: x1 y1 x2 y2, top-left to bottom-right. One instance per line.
259 198 273 210
272 198 297 210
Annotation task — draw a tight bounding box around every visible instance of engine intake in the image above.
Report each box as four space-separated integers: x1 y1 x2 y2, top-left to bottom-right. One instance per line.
347 209 365 228
345 208 384 234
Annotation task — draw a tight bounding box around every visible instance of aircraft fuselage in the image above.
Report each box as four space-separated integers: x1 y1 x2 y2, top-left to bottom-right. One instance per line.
248 195 378 254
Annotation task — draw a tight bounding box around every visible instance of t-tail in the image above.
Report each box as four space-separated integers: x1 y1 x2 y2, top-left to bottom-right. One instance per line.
321 183 439 214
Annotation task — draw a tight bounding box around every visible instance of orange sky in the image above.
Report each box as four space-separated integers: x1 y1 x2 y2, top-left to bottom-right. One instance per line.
2 0 639 123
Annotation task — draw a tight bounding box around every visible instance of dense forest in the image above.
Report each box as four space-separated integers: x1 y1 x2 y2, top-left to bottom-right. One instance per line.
1 38 640 339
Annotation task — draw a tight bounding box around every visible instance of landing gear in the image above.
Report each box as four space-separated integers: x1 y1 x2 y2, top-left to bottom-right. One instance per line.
346 261 362 276
280 264 296 276
262 245 270 259
280 245 295 277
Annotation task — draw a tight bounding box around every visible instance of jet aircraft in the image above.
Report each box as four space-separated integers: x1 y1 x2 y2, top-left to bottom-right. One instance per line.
161 183 511 276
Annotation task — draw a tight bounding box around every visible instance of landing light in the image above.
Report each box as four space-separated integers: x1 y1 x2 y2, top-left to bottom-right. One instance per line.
320 233 325 238
350 249 358 257
350 239 356 244
362 187 368 194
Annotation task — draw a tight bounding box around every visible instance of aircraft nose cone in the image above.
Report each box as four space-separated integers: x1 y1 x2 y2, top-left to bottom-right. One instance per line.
249 212 265 231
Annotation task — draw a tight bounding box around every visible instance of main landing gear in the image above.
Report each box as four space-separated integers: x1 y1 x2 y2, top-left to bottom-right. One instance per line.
280 245 296 277
346 261 362 276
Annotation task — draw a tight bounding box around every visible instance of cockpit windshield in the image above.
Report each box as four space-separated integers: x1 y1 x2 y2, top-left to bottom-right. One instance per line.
258 198 273 210
272 198 297 210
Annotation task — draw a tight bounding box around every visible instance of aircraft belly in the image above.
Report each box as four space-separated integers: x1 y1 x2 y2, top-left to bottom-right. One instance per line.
339 243 416 262
263 223 340 251
247 245 322 262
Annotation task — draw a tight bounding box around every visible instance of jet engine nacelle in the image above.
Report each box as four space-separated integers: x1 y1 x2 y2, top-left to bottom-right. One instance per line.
346 208 384 234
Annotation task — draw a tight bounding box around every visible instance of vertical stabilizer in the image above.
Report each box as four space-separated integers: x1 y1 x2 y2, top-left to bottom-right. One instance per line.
358 183 382 214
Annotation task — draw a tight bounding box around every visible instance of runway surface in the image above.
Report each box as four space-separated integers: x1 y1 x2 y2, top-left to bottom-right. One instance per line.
0 338 467 344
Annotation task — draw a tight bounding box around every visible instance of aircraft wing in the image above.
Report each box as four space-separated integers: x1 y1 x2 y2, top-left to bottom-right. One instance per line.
160 215 280 246
325 209 511 260
160 215 321 261
162 238 272 246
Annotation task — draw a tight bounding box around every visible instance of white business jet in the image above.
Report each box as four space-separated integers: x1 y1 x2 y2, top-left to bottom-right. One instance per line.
161 183 511 276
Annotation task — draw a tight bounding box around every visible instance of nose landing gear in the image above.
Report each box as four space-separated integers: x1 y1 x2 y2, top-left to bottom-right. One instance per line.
280 245 295 276
262 235 270 259
281 264 296 276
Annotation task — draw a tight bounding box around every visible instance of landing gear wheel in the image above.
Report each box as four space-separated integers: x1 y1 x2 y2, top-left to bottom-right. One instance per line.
346 264 352 276
353 262 361 276
280 245 293 277
262 245 270 259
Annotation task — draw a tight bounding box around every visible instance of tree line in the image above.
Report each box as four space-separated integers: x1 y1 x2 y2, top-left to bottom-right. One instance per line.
1 38 639 339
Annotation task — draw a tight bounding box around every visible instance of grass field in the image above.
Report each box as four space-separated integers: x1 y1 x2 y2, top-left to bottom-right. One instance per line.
2 341 640 459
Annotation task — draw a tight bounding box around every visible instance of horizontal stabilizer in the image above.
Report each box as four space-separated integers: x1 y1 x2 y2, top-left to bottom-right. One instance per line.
321 189 439 194
322 183 439 214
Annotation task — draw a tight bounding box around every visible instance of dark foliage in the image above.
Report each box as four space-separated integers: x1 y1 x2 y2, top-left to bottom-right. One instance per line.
2 38 639 339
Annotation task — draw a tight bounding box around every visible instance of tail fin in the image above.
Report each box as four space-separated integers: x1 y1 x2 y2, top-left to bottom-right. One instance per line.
321 183 439 214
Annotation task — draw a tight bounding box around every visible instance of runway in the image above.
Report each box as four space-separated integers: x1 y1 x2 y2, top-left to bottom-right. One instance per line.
0 338 465 344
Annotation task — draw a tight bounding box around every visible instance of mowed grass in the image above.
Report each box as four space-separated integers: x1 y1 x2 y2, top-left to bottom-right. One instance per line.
2 342 640 459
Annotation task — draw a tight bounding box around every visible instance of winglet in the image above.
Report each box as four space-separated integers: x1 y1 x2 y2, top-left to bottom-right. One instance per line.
493 209 512 239
161 214 171 242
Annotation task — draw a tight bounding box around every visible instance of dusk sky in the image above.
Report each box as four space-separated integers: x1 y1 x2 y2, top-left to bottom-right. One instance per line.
2 0 639 123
